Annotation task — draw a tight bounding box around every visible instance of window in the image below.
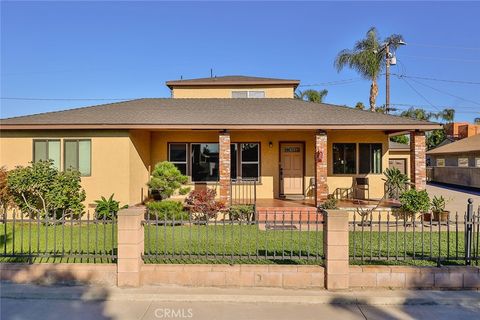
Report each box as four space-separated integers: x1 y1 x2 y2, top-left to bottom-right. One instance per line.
240 143 259 179
168 143 188 175
231 91 265 98
476 158 480 168
33 140 61 170
458 158 469 167
191 143 219 182
359 144 382 174
64 139 91 176
333 143 356 174
436 158 445 167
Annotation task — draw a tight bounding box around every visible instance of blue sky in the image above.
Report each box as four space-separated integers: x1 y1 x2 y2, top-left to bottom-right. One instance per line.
1 1 479 121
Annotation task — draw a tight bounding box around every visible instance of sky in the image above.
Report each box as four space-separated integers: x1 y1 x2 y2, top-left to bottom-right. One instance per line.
1 1 480 122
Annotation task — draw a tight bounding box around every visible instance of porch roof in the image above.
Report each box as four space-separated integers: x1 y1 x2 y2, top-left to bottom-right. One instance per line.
0 98 440 130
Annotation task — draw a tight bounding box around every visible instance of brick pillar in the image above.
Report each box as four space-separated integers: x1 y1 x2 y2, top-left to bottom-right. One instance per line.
315 131 328 207
323 210 349 290
219 130 231 204
117 207 144 287
410 131 426 190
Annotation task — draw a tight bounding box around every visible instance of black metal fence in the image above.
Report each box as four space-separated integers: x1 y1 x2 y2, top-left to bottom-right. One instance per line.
230 178 257 206
349 205 480 266
0 209 117 262
143 209 324 264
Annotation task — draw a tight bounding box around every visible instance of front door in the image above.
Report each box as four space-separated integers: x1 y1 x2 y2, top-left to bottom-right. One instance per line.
280 143 304 195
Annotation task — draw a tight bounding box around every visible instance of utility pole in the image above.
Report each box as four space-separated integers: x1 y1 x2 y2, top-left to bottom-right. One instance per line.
385 44 390 113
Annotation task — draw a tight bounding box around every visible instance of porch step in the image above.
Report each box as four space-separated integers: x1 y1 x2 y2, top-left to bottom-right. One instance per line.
279 195 305 200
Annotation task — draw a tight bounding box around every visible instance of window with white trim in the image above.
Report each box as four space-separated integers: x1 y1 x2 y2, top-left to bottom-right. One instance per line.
231 91 265 98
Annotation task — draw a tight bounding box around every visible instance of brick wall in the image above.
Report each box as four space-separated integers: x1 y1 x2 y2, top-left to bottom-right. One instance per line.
219 131 231 203
315 131 328 206
410 131 426 190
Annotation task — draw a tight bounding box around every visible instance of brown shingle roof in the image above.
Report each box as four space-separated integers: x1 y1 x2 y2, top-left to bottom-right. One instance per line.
0 98 440 130
166 75 300 89
427 134 480 155
389 141 410 150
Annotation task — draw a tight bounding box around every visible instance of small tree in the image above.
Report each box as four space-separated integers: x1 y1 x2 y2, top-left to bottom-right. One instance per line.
7 160 86 218
148 161 188 200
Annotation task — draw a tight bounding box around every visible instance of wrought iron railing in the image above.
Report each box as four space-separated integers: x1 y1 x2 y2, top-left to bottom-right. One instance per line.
230 178 257 207
0 209 117 262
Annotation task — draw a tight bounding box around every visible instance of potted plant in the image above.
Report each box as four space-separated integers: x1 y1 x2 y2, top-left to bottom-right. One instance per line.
399 189 430 223
431 196 449 222
383 168 410 201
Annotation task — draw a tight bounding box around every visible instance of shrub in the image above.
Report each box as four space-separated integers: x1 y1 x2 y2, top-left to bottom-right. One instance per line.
7 160 86 218
178 186 191 196
94 194 127 219
184 189 227 221
229 204 255 222
146 200 188 221
399 189 430 220
0 166 13 210
148 162 188 200
383 167 409 199
318 195 338 210
431 195 447 214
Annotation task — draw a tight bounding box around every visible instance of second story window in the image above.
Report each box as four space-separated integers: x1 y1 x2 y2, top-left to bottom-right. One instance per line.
232 91 265 98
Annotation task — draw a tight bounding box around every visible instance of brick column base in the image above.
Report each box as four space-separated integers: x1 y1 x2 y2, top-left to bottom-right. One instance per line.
117 207 144 287
410 131 426 190
324 210 349 290
219 131 231 204
315 131 328 206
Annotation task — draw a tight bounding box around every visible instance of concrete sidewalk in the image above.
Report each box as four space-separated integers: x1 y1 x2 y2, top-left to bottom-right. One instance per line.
2 283 480 320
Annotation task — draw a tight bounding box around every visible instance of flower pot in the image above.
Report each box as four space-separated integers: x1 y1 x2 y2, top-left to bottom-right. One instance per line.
422 213 432 222
433 211 450 222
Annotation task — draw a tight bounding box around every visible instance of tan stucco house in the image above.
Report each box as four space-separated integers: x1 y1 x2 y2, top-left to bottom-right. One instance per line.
0 75 440 210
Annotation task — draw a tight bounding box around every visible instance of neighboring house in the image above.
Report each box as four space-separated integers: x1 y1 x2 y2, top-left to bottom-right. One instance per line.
444 122 480 140
427 134 480 188
0 75 440 208
388 140 410 177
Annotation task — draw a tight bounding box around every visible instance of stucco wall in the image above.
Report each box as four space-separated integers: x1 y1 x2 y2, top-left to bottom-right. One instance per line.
0 130 132 208
129 130 151 205
172 85 295 99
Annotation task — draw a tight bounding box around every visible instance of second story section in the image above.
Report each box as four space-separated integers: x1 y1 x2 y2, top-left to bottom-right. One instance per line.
166 75 300 99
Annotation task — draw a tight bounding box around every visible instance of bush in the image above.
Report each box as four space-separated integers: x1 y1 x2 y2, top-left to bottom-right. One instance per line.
318 195 338 210
148 162 188 200
184 189 227 221
94 194 127 219
146 200 188 221
229 204 255 222
7 160 86 218
178 186 191 196
0 166 13 210
399 189 430 220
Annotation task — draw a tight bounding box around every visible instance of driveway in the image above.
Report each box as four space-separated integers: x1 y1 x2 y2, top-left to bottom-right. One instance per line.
426 182 480 215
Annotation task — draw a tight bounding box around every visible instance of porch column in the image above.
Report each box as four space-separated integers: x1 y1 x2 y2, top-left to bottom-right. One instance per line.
315 130 328 206
219 130 231 204
410 130 427 190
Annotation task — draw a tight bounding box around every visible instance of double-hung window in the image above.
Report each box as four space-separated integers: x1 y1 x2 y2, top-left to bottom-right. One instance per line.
64 139 91 176
168 143 188 175
359 143 382 174
33 139 61 170
239 143 260 180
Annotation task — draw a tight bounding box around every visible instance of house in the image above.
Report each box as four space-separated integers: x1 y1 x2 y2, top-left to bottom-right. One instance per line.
0 75 440 210
444 122 480 140
427 134 480 188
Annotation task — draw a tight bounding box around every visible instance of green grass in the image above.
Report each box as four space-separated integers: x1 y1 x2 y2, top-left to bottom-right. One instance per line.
0 222 116 263
1 222 477 266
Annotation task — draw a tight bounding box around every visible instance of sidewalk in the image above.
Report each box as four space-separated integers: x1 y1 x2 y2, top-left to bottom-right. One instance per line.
2 282 480 320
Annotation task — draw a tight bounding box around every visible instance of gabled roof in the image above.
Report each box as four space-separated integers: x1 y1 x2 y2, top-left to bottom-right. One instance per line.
166 75 300 89
0 98 441 130
427 134 480 155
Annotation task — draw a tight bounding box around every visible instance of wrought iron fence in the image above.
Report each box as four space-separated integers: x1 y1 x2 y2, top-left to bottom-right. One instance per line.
349 205 480 266
0 209 117 262
143 208 324 264
230 178 257 206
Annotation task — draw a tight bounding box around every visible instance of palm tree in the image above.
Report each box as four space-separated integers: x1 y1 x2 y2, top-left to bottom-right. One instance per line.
400 107 435 121
438 108 455 123
334 27 405 112
355 102 365 110
295 89 328 103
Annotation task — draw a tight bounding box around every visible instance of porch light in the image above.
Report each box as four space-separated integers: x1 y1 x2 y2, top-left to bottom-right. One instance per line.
269 141 273 148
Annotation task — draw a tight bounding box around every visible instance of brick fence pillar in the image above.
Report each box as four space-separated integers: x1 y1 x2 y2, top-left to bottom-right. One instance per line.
219 130 231 204
315 131 328 206
117 207 144 287
324 210 349 290
410 131 426 190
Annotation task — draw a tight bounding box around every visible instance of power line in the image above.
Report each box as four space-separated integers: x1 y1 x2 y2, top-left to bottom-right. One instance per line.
407 78 480 106
391 73 480 85
390 104 480 115
399 77 442 112
407 42 480 51
298 78 364 87
401 55 480 63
